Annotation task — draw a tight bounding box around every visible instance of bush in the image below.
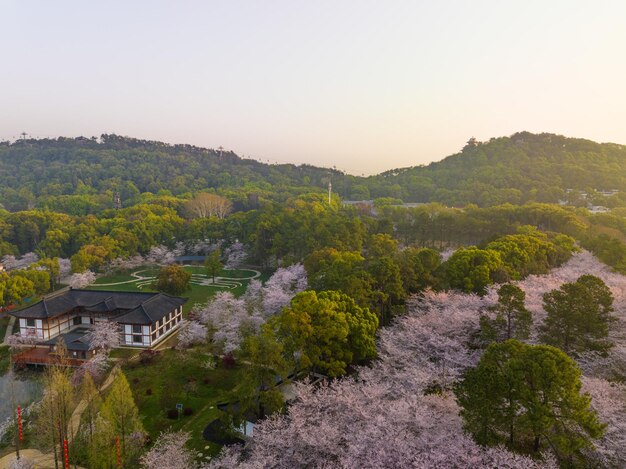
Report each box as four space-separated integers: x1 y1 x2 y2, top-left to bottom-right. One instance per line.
139 349 159 365
146 388 153 396
183 407 193 416
166 409 179 419
222 353 236 369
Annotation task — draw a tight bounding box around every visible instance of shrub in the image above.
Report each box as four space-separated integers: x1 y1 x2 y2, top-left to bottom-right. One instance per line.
146 388 153 396
183 407 193 416
166 409 178 420
222 353 236 369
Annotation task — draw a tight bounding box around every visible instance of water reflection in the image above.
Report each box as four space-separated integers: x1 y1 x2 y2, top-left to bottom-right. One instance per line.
0 370 43 422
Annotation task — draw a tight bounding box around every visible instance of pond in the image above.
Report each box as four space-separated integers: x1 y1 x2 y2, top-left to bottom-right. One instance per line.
0 370 43 422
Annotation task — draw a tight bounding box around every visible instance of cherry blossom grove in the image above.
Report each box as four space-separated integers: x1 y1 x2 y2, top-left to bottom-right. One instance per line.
206 251 626 467
196 264 307 353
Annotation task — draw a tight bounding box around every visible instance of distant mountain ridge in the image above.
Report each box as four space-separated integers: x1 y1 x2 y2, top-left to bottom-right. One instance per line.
2 132 626 212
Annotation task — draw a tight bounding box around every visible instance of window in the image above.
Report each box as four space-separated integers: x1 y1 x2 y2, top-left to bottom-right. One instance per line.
132 325 142 334
26 319 35 327
152 332 157 341
133 335 143 344
73 316 81 326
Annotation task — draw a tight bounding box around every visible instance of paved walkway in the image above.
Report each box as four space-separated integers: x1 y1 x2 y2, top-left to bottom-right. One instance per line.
0 448 88 469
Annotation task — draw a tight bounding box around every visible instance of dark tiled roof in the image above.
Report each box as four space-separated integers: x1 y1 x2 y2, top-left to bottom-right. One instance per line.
12 289 186 325
116 294 186 325
42 330 91 351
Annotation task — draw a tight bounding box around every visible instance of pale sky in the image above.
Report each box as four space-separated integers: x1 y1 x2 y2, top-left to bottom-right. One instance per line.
1 1 625 175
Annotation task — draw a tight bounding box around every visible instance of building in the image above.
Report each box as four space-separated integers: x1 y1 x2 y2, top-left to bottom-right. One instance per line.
10 289 186 364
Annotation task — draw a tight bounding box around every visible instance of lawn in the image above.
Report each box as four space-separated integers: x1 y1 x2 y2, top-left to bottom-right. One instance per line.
88 265 266 312
122 344 246 458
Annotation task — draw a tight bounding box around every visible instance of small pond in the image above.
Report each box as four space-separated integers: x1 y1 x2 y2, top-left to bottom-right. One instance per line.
0 370 43 422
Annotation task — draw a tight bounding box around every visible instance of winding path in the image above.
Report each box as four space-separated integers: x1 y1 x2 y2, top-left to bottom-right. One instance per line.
93 266 261 290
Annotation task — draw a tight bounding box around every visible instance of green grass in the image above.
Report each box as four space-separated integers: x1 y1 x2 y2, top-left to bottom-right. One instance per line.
88 266 265 312
123 344 245 456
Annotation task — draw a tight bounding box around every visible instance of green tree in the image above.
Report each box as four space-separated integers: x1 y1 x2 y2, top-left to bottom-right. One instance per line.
304 248 373 306
204 249 223 282
152 264 191 296
480 284 531 343
98 371 145 467
540 275 615 353
442 247 504 294
271 290 378 377
237 327 288 419
455 340 605 463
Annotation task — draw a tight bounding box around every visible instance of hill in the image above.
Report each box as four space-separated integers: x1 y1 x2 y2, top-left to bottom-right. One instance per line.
0 135 344 213
364 132 626 206
2 132 626 213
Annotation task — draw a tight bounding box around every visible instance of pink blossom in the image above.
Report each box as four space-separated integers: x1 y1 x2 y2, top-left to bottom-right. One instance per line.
140 430 195 469
177 319 208 349
68 270 96 288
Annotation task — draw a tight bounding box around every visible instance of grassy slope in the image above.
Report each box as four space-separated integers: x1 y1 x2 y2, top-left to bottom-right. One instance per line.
122 345 244 457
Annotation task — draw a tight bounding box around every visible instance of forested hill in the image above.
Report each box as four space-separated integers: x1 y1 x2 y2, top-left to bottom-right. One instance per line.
3 132 626 213
0 135 343 212
364 132 626 207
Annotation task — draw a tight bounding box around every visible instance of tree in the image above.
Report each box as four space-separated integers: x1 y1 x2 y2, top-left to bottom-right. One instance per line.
32 356 75 468
152 264 191 296
67 270 96 289
237 327 288 419
140 431 195 469
204 249 223 283
87 321 120 352
442 247 504 294
79 373 102 447
176 319 208 349
540 275 615 353
185 192 232 219
480 284 531 343
99 371 145 467
455 340 605 463
271 290 378 376
304 248 373 306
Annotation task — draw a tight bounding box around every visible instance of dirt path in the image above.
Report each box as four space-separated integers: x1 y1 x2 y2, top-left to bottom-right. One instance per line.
2 317 15 344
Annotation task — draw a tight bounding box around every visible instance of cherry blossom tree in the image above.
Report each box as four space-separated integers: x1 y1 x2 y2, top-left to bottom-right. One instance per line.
140 431 196 469
1 253 39 271
68 270 96 288
145 245 177 265
87 321 120 352
224 242 247 269
73 352 110 385
6 329 39 347
197 292 252 353
58 258 72 277
261 264 307 315
203 251 625 467
176 319 208 349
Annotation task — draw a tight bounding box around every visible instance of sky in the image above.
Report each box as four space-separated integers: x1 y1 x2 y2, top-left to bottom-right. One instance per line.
1 1 626 175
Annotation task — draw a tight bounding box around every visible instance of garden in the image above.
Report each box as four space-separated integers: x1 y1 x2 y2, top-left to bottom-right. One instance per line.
88 265 264 311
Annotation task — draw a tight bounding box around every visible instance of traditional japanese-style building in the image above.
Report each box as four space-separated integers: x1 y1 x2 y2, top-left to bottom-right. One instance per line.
11 288 187 351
